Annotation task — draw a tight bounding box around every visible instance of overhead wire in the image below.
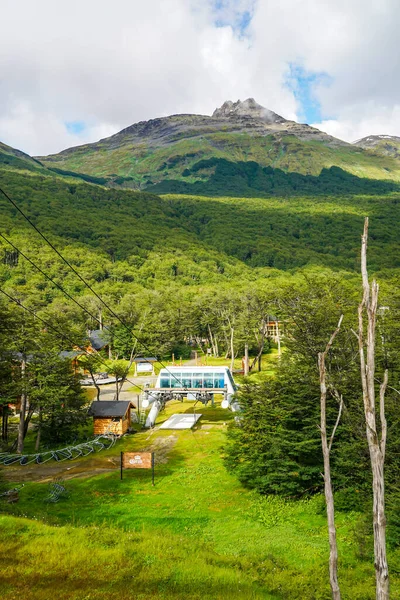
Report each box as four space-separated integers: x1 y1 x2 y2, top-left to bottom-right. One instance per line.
0 184 184 387
0 232 115 336
0 287 145 394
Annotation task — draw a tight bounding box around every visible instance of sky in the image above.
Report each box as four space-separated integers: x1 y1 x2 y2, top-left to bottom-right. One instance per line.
1 0 400 155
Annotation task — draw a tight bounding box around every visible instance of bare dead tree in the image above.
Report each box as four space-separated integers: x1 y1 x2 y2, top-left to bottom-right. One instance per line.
114 312 149 400
16 356 27 453
318 314 344 600
358 217 389 599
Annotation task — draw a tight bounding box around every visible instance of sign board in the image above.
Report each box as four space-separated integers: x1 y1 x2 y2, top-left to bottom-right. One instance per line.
137 363 154 373
123 452 152 469
120 451 155 484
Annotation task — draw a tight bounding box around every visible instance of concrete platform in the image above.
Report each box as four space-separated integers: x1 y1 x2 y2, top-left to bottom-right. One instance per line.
159 413 202 430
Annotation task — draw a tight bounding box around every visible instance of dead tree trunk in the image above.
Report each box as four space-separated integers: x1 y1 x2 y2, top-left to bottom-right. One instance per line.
228 319 235 372
250 320 266 372
89 366 101 401
244 343 249 376
1 405 9 442
208 324 218 357
276 321 282 358
17 357 27 453
116 314 148 399
35 405 42 451
358 217 389 599
318 315 343 600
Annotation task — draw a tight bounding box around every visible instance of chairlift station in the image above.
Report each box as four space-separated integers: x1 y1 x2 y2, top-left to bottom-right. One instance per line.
142 366 240 427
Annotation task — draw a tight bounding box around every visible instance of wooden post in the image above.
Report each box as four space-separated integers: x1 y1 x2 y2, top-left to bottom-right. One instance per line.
120 452 123 480
195 351 198 366
244 344 249 376
151 452 155 486
172 353 175 365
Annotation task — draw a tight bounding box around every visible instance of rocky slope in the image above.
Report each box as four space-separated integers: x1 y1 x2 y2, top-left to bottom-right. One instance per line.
354 134 400 159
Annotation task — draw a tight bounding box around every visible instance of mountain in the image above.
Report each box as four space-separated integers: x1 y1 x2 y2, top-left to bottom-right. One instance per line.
36 99 400 195
353 134 400 159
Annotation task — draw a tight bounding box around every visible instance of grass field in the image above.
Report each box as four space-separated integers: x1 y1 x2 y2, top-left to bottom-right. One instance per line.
1 397 400 600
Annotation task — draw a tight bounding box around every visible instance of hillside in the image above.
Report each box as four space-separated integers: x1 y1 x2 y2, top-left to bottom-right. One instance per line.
36 99 400 194
0 141 48 174
354 134 400 159
1 166 400 281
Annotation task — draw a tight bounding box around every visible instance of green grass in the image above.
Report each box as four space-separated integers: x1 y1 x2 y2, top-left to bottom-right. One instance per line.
1 400 400 599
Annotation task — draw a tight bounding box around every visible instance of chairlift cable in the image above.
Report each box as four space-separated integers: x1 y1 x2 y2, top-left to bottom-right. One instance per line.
0 232 141 392
0 232 114 336
0 184 184 386
0 287 144 393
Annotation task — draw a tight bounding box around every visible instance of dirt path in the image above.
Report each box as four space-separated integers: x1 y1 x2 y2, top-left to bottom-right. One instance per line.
1 430 177 484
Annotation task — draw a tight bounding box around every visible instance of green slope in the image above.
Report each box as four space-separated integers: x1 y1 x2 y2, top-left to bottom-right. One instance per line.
0 141 48 174
1 165 400 289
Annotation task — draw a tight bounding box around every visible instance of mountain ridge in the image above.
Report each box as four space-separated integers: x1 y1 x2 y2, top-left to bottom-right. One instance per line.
5 98 400 195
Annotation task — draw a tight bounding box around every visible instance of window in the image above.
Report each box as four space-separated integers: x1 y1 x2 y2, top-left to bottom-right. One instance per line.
171 374 182 388
181 375 192 388
160 376 170 388
192 375 203 388
204 376 214 388
213 373 224 388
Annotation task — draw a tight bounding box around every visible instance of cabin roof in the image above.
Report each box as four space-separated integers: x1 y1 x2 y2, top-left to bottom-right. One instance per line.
88 400 135 418
60 350 81 359
89 329 110 350
132 356 158 363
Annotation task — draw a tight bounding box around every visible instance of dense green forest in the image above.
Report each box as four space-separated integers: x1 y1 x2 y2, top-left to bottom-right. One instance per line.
149 160 400 197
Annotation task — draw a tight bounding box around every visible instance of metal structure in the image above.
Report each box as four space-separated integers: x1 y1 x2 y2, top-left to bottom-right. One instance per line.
0 432 117 467
142 366 240 427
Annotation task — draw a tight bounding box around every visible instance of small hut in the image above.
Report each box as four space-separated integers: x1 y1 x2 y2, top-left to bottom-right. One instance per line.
133 356 157 376
88 400 135 436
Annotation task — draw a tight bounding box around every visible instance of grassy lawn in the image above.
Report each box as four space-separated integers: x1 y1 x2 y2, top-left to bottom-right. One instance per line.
1 400 399 599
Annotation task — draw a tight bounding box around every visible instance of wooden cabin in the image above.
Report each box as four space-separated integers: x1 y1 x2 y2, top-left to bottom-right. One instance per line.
88 400 135 436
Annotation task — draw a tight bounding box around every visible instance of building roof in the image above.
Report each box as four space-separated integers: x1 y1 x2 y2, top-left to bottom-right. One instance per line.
132 356 158 363
60 350 81 360
89 329 110 350
88 400 135 418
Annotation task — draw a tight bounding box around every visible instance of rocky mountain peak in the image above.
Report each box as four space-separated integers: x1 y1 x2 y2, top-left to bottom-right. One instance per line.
212 98 286 124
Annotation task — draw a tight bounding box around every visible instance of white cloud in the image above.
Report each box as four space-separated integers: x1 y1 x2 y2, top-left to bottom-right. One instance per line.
1 0 400 154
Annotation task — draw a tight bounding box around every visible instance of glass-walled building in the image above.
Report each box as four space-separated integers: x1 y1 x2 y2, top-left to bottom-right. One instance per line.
157 366 237 394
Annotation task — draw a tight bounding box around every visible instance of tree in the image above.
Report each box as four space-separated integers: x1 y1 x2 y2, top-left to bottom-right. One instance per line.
318 315 343 600
106 359 130 401
31 353 87 448
357 218 389 599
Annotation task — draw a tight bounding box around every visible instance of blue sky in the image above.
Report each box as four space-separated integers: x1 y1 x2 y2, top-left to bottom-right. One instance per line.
65 121 86 135
212 2 333 124
212 0 254 36
285 64 333 124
